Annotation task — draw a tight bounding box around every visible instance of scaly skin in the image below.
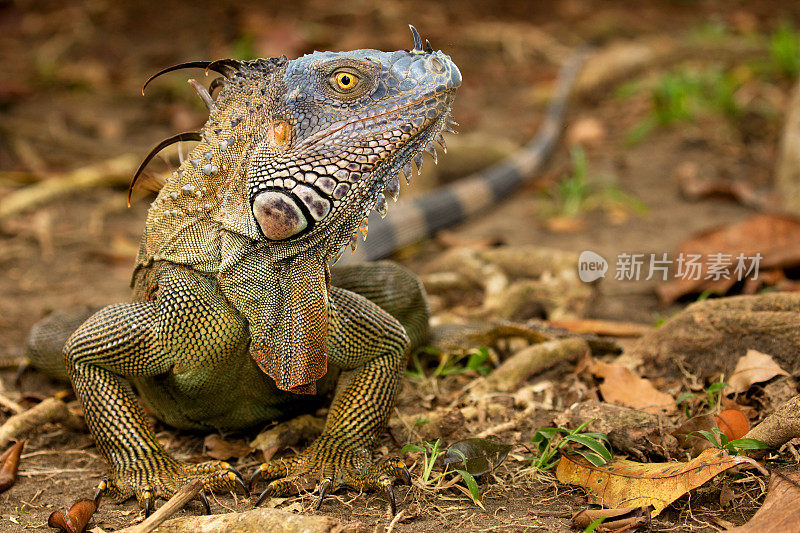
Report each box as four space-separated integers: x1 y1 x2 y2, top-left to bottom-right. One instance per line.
58 27 459 515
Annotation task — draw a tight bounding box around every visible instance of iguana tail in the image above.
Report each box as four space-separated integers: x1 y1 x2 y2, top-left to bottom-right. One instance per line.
344 48 587 262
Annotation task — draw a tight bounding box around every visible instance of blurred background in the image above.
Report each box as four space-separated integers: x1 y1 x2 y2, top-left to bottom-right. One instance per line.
2 0 800 357
4 2 800 529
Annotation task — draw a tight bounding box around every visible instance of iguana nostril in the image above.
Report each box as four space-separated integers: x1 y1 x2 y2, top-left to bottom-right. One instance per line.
252 191 308 240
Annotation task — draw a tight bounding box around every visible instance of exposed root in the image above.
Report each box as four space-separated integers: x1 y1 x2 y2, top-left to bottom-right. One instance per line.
0 397 85 448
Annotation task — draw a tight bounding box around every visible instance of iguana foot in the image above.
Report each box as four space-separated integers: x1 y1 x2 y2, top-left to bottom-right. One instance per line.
249 434 410 514
94 456 248 517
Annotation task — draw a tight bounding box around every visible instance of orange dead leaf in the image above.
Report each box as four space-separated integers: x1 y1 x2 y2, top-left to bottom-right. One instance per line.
48 498 98 533
556 447 763 517
728 349 789 394
589 360 675 414
725 468 800 532
0 440 25 493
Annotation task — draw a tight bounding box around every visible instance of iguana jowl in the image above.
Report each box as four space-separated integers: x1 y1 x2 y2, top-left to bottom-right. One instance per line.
59 26 460 513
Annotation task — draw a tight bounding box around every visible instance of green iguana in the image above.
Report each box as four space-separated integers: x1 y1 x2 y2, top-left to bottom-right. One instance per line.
25 26 583 516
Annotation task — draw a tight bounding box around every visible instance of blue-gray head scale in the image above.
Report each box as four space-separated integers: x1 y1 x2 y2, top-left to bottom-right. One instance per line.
243 25 461 257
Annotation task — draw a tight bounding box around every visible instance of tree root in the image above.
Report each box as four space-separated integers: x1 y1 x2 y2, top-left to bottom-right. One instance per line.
0 397 85 448
745 393 800 451
137 507 364 533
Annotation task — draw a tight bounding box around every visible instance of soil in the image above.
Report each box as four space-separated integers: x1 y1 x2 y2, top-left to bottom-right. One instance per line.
2 0 800 531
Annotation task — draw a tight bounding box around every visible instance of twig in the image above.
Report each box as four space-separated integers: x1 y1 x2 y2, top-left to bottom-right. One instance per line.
385 509 408 533
745 393 800 453
477 337 589 394
0 391 24 414
0 397 85 448
547 318 651 338
117 479 203 533
126 506 357 532
476 404 537 439
0 154 140 220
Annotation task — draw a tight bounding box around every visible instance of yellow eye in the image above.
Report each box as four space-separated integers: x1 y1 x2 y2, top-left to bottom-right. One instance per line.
334 71 359 91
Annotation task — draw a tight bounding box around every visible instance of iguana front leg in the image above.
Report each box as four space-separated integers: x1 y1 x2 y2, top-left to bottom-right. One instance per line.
250 284 415 512
65 271 248 514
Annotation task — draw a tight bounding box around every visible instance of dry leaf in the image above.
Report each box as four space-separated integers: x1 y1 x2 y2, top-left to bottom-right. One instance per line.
0 440 25 492
556 447 763 517
715 409 750 441
589 360 675 414
571 506 651 532
672 414 719 457
729 349 790 393
658 214 800 303
675 161 775 210
48 498 98 533
203 434 252 461
725 468 800 532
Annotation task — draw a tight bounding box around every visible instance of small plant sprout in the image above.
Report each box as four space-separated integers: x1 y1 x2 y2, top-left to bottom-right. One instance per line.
769 22 800 80
677 381 731 416
625 67 744 144
530 419 612 471
550 146 646 221
406 346 494 380
401 439 485 509
691 427 770 455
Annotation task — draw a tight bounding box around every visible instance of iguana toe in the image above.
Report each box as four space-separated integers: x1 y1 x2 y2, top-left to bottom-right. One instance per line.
94 457 247 515
251 436 410 514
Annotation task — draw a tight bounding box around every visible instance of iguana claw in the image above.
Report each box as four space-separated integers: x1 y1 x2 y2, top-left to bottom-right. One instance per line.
93 457 247 516
253 483 274 507
198 491 211 514
143 489 154 518
382 480 396 516
250 436 410 514
315 477 333 510
228 465 250 497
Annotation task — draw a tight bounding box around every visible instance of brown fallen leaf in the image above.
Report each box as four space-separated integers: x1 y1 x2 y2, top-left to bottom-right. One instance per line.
566 116 606 147
203 434 253 461
588 360 675 415
571 506 651 532
675 161 776 210
728 349 790 394
672 414 719 457
556 447 765 517
0 440 24 493
725 468 800 532
48 498 98 533
658 214 800 303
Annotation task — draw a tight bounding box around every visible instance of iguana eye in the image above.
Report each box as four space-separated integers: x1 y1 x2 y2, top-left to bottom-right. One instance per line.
333 71 360 91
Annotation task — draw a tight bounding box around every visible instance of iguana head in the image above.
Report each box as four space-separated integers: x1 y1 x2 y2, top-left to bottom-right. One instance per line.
135 25 459 263
134 27 459 394
248 32 459 256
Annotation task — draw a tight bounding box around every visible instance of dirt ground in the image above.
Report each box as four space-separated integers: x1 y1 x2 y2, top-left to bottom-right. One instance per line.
2 0 800 531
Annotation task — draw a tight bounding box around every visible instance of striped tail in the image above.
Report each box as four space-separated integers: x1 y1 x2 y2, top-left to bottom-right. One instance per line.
343 48 587 263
